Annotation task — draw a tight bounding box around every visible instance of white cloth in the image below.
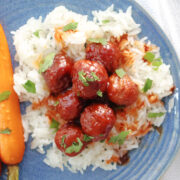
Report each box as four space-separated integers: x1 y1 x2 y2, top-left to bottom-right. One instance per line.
136 1 180 179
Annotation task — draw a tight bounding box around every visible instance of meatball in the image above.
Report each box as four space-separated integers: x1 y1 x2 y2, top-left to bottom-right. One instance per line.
56 89 83 121
43 53 73 94
80 104 116 141
86 42 120 73
55 124 85 157
107 74 139 106
72 60 108 99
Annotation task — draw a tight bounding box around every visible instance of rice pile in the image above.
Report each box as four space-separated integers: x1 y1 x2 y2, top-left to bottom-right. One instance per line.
12 5 174 173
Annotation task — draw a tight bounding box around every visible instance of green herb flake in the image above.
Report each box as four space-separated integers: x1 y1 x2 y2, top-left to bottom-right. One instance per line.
78 71 89 86
77 91 80 96
152 58 162 70
91 72 100 81
63 22 78 32
0 91 11 102
144 52 155 62
148 112 165 118
102 19 110 24
50 118 59 132
65 138 83 154
54 101 59 106
61 135 66 148
97 89 103 97
0 128 11 134
39 52 56 73
109 131 129 145
88 38 107 45
83 134 94 142
100 139 105 143
142 78 153 93
33 30 41 38
23 80 36 93
115 68 126 78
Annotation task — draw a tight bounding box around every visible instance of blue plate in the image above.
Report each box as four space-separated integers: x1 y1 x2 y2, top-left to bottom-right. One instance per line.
0 0 180 180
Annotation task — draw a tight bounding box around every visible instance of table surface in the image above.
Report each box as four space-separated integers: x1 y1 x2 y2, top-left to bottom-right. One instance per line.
136 1 180 179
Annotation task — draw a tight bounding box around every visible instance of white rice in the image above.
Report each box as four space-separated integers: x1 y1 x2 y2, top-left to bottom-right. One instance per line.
12 5 174 173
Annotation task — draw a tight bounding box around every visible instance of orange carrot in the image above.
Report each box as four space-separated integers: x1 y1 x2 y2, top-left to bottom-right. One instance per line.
0 24 25 165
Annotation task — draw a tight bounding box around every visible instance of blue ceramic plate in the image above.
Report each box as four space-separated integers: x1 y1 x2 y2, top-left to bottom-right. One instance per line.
0 0 180 180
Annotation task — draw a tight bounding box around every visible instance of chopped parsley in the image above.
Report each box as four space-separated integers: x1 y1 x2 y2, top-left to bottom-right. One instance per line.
88 38 107 45
148 112 165 118
61 135 66 148
33 30 41 38
144 52 162 70
102 19 110 24
115 68 126 78
65 138 83 154
142 78 153 93
23 80 36 93
78 71 89 86
83 134 94 142
63 22 78 32
109 131 129 145
97 89 103 97
78 71 100 86
144 52 155 62
54 101 59 106
0 128 11 134
0 91 11 102
50 118 59 132
39 52 56 73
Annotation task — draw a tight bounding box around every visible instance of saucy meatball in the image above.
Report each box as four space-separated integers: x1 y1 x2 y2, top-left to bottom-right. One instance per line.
72 60 108 99
86 42 120 73
55 124 85 157
56 89 83 121
107 74 139 106
43 53 73 94
80 104 116 141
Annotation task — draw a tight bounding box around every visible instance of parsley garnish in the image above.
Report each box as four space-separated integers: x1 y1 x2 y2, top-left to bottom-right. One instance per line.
142 78 152 93
23 80 36 93
78 71 100 86
0 91 11 102
0 128 11 134
109 131 129 145
144 52 162 70
39 52 56 73
97 89 103 97
63 22 78 32
91 72 100 81
148 112 165 118
102 19 110 24
50 118 59 132
83 134 94 142
78 71 89 86
65 138 83 154
115 68 126 78
88 38 107 45
61 135 66 148
33 30 41 38
54 101 59 106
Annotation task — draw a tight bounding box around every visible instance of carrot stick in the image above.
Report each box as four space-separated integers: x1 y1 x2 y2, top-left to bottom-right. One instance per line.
0 24 25 165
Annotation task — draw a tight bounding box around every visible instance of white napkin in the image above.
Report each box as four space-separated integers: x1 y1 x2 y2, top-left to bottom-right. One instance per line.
136 1 180 179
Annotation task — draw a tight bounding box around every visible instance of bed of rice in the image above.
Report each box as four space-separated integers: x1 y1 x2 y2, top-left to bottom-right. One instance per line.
12 5 174 173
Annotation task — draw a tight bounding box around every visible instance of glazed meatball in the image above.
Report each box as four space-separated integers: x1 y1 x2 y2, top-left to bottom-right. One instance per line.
80 104 116 141
56 89 83 121
86 42 120 73
107 74 139 106
55 124 85 157
43 53 73 94
72 60 108 99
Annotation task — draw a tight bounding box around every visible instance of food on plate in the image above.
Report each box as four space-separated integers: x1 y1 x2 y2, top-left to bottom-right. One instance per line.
72 59 108 99
0 24 25 165
11 5 174 173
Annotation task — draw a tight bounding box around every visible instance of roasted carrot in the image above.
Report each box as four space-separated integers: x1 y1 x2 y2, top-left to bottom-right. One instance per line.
0 24 25 165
